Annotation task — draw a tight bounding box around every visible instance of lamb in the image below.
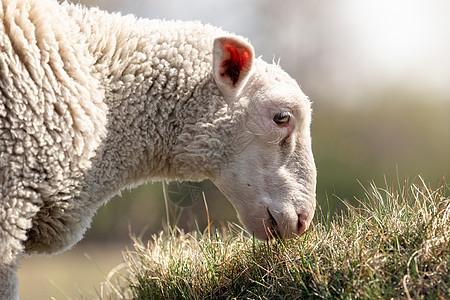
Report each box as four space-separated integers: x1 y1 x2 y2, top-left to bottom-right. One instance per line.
0 0 317 298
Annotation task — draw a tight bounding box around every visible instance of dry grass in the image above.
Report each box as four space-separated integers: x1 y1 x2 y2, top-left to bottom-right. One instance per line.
98 177 449 299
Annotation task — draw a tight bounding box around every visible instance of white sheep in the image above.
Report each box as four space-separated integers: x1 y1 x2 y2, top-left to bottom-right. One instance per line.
0 0 317 298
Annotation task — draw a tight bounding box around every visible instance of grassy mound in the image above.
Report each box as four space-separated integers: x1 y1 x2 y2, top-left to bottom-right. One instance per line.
102 178 449 299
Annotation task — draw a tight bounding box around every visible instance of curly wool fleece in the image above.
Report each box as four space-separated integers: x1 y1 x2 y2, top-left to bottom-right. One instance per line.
1 0 317 298
0 0 231 262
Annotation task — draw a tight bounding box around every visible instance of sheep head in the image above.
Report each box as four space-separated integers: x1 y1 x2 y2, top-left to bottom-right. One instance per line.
210 37 317 240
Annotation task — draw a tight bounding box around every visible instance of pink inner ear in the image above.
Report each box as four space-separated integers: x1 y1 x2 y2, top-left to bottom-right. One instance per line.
220 41 251 87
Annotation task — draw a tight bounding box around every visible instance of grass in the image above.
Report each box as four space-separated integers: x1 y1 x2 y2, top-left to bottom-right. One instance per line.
99 177 449 299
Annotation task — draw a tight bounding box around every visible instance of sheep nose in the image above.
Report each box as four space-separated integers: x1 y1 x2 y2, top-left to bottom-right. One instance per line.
297 214 309 235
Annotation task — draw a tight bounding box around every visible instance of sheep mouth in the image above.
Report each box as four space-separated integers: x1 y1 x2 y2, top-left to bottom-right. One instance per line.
266 209 280 239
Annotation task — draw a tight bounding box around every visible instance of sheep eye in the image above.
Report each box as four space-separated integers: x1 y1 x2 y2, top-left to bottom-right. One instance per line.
273 112 291 125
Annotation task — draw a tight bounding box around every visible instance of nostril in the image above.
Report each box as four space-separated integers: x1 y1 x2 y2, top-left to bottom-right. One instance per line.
297 214 308 234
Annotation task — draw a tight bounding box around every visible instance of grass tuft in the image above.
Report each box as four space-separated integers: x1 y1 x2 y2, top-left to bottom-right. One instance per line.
101 178 449 299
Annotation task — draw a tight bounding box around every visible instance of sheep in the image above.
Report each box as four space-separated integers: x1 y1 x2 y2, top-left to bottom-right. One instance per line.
0 0 317 298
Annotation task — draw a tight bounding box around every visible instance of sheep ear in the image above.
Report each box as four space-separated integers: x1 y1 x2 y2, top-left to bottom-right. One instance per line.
213 36 254 98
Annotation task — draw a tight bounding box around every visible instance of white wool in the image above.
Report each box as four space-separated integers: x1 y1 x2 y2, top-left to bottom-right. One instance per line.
0 0 317 298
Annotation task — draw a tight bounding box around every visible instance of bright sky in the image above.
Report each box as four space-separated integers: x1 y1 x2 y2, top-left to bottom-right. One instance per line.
342 0 450 92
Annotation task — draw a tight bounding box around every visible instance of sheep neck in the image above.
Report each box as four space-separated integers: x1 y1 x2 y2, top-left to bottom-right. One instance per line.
70 6 230 201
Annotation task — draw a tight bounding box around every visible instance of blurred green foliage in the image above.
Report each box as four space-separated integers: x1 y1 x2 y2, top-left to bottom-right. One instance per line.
313 88 450 211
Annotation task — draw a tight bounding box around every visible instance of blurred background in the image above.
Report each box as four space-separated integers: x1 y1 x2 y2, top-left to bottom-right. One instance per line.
19 0 449 298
